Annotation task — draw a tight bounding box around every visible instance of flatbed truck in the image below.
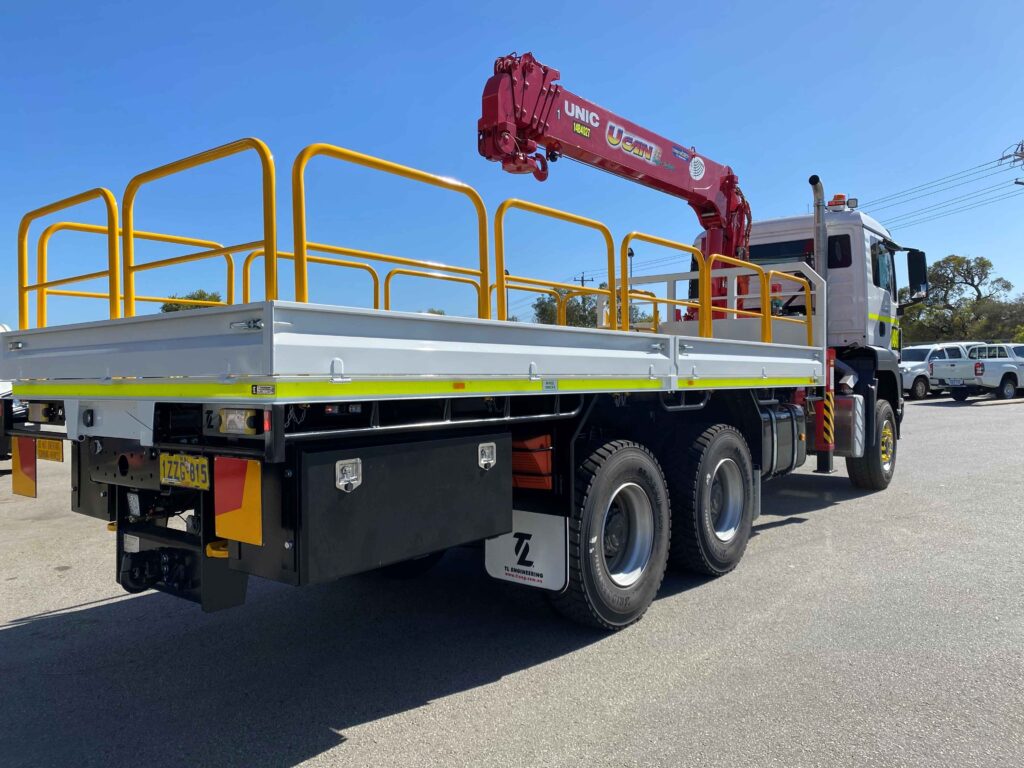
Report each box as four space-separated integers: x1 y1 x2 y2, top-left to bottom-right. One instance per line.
0 53 928 629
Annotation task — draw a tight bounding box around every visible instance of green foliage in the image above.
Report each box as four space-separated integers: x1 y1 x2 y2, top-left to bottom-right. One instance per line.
530 283 652 328
424 307 446 315
899 255 1021 343
160 289 223 313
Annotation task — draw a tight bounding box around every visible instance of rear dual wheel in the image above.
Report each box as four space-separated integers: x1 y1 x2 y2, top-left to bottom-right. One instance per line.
552 440 670 630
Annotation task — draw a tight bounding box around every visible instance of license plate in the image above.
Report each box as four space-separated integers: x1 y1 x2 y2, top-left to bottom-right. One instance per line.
37 438 64 463
159 453 210 490
949 378 963 386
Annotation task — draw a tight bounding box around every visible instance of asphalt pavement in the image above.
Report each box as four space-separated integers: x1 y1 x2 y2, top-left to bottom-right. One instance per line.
1 396 1022 767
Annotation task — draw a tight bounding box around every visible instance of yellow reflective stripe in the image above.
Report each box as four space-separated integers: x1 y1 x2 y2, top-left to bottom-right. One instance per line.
12 377 665 400
868 312 898 325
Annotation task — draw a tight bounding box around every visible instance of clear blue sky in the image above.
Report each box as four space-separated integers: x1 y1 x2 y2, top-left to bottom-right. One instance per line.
2 0 1021 327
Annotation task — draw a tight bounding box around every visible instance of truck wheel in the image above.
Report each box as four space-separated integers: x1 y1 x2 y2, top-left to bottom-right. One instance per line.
996 376 1017 400
551 440 670 630
951 389 970 402
847 399 897 491
667 425 755 576
910 377 928 400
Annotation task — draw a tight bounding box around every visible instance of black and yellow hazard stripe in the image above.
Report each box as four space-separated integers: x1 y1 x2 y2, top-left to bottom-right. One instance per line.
822 390 835 446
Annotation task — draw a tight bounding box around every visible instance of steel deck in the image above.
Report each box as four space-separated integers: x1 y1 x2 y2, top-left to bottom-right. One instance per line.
1 300 823 405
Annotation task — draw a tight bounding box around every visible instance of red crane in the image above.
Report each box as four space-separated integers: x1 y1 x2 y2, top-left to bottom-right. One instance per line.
478 52 752 263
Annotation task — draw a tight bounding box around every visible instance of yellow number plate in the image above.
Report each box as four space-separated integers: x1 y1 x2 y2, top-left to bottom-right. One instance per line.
159 453 210 490
37 438 64 463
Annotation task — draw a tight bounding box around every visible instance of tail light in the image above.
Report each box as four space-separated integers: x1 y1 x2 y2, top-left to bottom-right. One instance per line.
975 362 985 376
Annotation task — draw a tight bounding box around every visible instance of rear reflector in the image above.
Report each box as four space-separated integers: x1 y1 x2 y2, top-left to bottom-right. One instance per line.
12 437 37 498
214 457 263 546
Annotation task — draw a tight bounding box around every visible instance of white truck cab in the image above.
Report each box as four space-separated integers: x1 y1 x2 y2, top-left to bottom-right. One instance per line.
747 204 917 352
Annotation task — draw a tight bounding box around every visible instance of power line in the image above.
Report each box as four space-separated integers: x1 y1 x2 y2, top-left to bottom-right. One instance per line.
881 179 1022 224
860 157 1005 208
887 187 1024 230
864 165 1019 213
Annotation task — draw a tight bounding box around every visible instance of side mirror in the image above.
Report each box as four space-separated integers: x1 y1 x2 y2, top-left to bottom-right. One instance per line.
904 249 928 304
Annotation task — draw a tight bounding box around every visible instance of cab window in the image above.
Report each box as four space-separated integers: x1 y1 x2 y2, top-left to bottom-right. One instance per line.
969 347 984 359
996 346 1008 359
945 347 963 359
870 239 894 294
929 348 947 360
1014 346 1024 357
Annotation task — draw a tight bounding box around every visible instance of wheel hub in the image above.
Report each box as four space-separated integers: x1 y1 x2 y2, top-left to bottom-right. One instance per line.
600 483 655 588
709 458 744 543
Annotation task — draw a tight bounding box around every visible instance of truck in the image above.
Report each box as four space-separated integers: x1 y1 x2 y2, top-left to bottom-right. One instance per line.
0 52 928 630
899 342 974 399
936 343 1024 401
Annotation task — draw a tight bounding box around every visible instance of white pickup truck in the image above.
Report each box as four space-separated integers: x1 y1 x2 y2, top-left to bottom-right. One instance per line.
899 343 972 399
934 343 1024 401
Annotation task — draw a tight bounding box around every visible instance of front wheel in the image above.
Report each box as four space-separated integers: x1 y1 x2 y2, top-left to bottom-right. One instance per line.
551 440 670 630
847 399 897 491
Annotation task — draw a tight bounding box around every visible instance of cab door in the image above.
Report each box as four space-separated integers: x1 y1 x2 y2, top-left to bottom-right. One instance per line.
866 235 897 349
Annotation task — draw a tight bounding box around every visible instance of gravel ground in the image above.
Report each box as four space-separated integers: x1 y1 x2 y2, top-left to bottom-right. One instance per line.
0 396 1021 767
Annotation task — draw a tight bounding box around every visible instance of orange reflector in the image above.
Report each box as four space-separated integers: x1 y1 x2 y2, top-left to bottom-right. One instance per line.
12 437 37 498
214 457 263 546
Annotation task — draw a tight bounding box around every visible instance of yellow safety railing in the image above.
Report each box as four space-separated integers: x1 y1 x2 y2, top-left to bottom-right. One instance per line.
621 231 708 336
18 188 120 329
292 143 490 318
767 270 814 346
35 221 235 326
495 199 619 329
242 248 381 308
384 269 482 311
706 253 771 342
122 137 277 317
489 282 565 323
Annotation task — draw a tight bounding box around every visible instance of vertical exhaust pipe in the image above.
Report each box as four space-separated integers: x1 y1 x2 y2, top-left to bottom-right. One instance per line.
808 174 834 473
808 175 827 283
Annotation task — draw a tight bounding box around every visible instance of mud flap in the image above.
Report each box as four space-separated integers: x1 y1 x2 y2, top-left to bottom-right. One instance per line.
485 509 567 591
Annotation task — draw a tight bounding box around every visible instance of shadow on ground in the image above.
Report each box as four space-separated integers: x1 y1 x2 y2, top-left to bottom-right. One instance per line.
0 469 859 767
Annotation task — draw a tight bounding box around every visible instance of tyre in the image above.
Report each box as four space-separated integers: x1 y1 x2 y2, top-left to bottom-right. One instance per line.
847 399 897 491
551 440 670 630
909 377 928 400
951 389 970 402
996 376 1017 400
378 549 446 578
667 424 755 576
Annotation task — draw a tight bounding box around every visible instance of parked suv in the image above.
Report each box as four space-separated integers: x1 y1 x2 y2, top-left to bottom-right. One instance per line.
900 343 972 399
938 343 1024 401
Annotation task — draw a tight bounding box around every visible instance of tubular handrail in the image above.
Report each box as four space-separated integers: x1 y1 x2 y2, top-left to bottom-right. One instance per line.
767 270 814 346
18 188 119 328
488 282 565 323
36 221 235 325
621 231 708 336
292 143 490 318
494 198 619 329
627 292 702 333
241 248 382 308
122 137 277 317
707 253 771 343
383 268 482 311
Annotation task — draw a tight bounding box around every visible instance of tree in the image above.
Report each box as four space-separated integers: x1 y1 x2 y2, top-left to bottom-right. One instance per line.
160 289 223 313
530 283 651 328
424 307 446 315
899 255 1016 343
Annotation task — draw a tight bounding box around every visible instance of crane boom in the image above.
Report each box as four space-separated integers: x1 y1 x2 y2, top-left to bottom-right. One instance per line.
478 52 751 260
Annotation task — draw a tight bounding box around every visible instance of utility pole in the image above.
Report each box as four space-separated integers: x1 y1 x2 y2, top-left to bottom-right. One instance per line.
574 272 594 289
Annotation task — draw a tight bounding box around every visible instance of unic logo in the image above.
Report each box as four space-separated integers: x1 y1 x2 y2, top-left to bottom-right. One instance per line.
606 121 661 165
564 99 600 127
